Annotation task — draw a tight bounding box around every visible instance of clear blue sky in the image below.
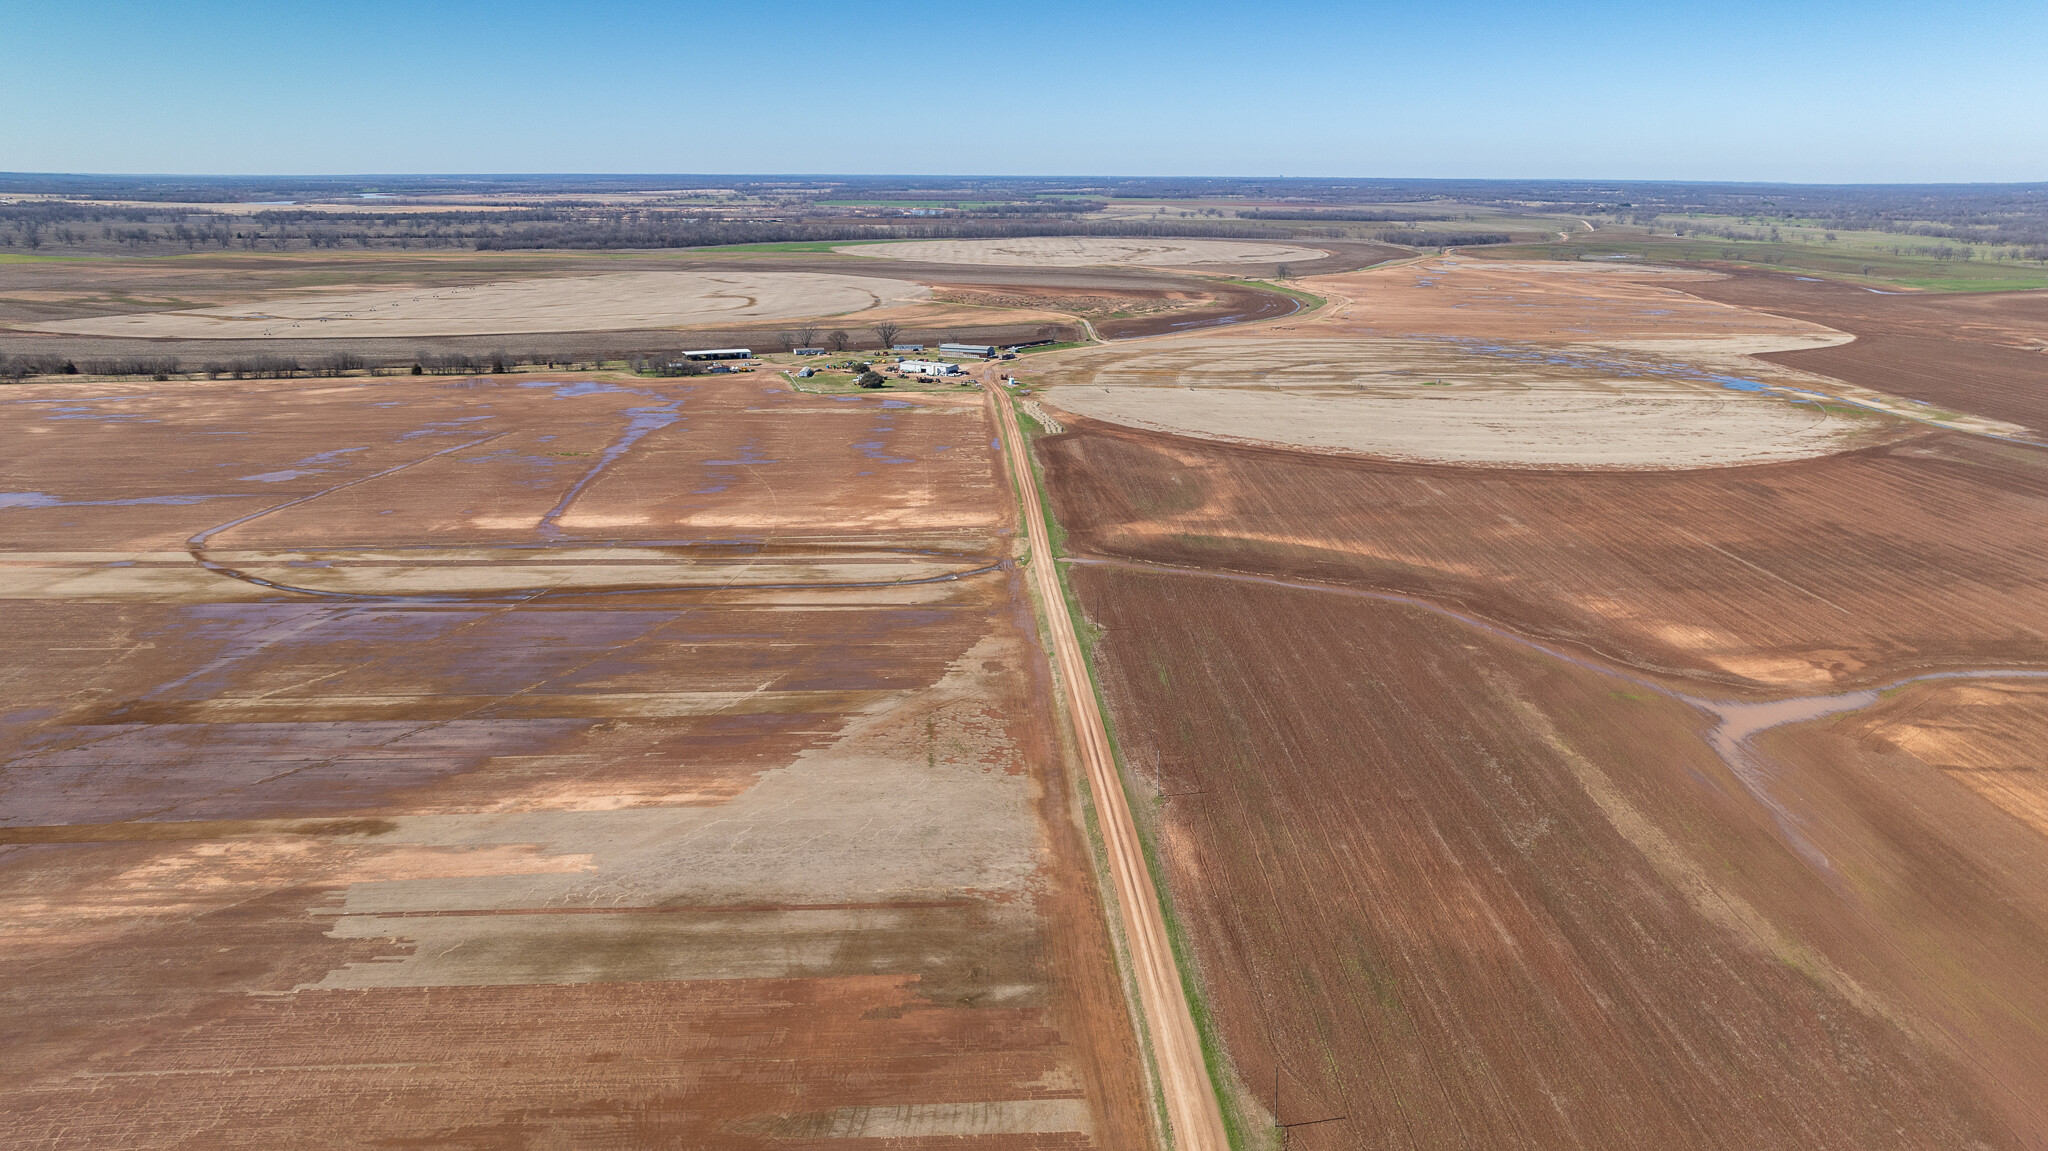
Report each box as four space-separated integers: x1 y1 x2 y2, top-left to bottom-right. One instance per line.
5 0 2043 182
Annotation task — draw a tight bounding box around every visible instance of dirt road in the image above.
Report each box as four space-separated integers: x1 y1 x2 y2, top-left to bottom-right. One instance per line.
987 374 1231 1151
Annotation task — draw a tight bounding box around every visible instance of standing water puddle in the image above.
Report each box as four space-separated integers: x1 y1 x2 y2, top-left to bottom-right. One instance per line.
536 403 683 539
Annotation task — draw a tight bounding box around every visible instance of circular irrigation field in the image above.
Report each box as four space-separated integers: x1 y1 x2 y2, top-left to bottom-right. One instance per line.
26 270 932 340
1037 337 1888 469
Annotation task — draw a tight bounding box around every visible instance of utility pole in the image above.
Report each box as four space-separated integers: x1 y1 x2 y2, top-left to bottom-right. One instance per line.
1154 751 1201 801
1271 1062 1345 1148
1278 1116 1348 1148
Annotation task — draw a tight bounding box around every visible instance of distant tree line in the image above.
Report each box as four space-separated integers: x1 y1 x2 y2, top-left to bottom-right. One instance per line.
2 354 81 381
0 203 1306 255
15 173 2047 256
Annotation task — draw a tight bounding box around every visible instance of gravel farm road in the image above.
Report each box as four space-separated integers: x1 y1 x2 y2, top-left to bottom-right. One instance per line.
985 372 1232 1151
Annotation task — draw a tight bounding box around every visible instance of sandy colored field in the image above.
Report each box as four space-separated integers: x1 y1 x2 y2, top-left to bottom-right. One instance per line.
841 237 1330 268
1836 679 2048 837
21 269 935 340
1037 334 1890 468
1026 258 2027 465
0 372 1152 1147
0 250 1343 363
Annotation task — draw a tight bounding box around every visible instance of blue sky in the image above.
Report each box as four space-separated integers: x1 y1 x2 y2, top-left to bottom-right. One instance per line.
5 0 2043 181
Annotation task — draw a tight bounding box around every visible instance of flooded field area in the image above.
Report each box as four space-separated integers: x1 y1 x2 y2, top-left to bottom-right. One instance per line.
0 372 1150 1147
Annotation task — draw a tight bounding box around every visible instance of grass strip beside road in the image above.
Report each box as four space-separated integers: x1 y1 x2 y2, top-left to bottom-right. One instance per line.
991 380 1234 1151
1013 403 1271 1149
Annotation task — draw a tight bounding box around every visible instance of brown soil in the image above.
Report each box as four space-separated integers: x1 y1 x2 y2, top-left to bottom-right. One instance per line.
1069 563 2035 1149
1016 255 2048 1149
0 372 1151 1147
1678 269 2048 434
1038 420 2048 691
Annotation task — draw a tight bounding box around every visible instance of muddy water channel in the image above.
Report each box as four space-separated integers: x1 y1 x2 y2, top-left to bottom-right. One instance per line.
1690 670 2048 866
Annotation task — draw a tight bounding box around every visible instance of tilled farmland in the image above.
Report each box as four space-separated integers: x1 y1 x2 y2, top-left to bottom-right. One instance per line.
1681 269 2048 434
1035 288 2048 1146
1070 564 2027 1150
1041 423 2048 691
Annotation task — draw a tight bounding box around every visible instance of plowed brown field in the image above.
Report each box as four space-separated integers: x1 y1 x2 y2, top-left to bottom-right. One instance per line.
1679 269 2048 434
0 373 1151 1147
1070 564 2040 1149
1041 421 2048 691
1036 411 2048 1147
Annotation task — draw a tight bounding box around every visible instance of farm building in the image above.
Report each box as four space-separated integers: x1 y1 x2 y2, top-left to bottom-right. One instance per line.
898 360 961 376
682 347 752 360
891 343 926 353
940 343 997 358
793 347 827 356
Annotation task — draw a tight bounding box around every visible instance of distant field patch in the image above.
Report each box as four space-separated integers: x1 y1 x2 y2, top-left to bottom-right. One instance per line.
839 237 1328 268
22 269 931 339
1037 336 1892 469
